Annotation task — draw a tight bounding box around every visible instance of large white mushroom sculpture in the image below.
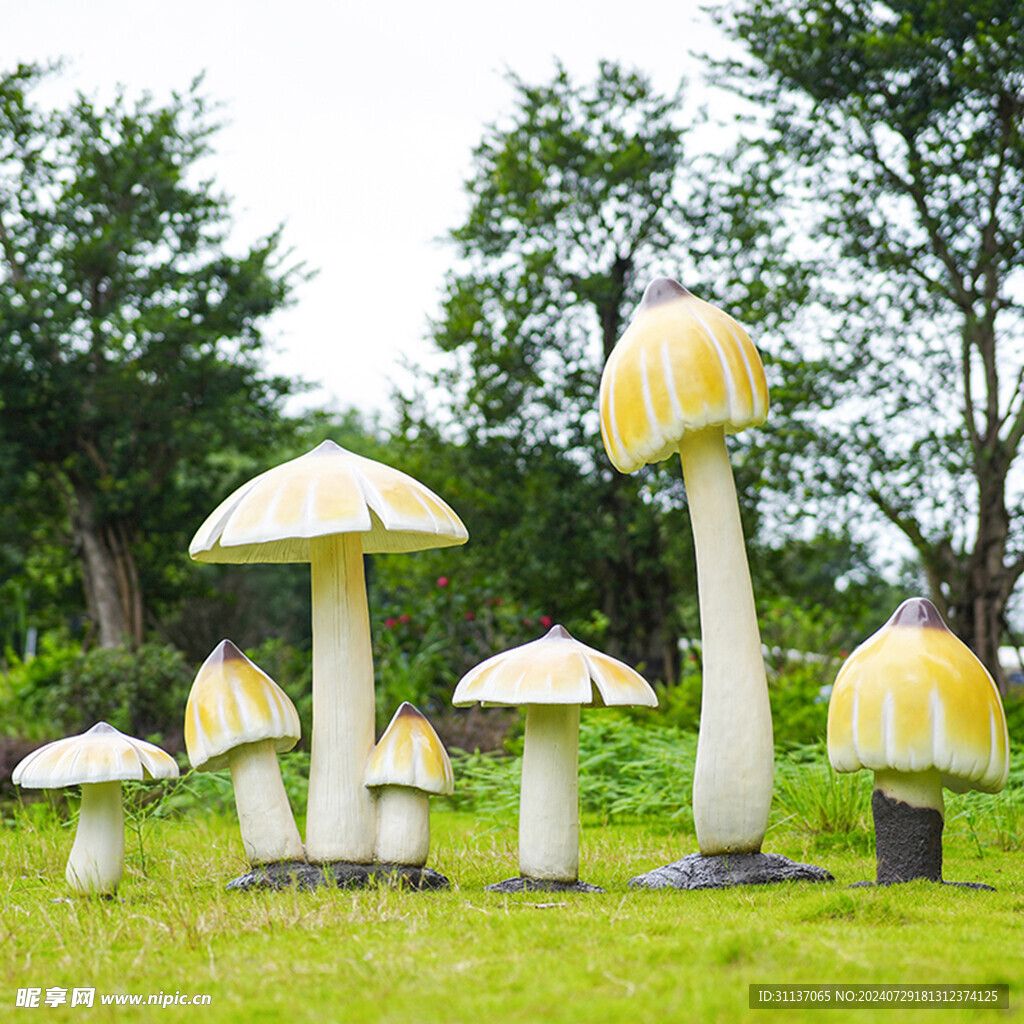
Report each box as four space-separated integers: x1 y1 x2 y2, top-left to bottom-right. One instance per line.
828 597 1009 886
453 624 657 892
189 440 467 866
601 278 830 889
13 722 179 895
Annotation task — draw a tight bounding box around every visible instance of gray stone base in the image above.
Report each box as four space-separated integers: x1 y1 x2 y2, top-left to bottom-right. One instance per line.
485 876 606 894
850 878 996 891
226 860 451 892
629 852 834 890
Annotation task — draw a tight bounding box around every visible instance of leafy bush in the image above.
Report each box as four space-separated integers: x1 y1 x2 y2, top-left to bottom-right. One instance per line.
3 639 193 747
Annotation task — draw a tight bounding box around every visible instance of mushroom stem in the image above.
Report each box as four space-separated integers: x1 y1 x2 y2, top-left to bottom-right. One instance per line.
66 780 125 895
305 532 377 863
872 769 945 883
375 787 430 866
679 427 774 855
518 704 580 882
228 738 306 864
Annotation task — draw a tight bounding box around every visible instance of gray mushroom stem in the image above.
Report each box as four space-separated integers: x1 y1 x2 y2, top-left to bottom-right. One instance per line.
518 704 580 882
680 427 773 855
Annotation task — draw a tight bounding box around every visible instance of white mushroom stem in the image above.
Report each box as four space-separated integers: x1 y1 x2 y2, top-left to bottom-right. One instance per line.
305 532 377 863
873 768 945 816
66 781 125 895
228 738 306 864
374 787 430 866
679 427 774 855
518 704 580 882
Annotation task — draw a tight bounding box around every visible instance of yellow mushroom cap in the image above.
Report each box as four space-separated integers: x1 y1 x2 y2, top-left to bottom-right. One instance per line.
827 598 1009 793
189 440 468 563
452 625 658 708
365 702 454 795
599 278 769 474
12 722 179 789
184 640 301 771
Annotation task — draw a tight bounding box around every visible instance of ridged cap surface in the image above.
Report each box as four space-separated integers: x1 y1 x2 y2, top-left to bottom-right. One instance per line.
452 625 658 708
13 722 179 788
600 279 769 473
190 440 468 563
185 640 301 771
365 703 454 795
827 598 1009 793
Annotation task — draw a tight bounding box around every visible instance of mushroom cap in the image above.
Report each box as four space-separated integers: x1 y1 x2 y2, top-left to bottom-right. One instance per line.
12 722 179 789
599 278 769 474
452 624 658 708
185 639 301 771
365 702 454 795
827 598 1009 794
189 439 468 564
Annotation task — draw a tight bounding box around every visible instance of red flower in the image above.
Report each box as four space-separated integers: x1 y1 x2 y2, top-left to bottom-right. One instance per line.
437 576 449 588
384 617 398 628
464 611 476 621
540 615 552 629
398 613 411 625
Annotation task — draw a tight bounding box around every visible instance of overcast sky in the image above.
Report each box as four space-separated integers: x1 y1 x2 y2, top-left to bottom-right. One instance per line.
5 1 734 419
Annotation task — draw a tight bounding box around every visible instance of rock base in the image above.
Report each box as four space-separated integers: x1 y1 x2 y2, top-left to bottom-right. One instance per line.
226 860 451 892
485 876 605 894
629 852 834 890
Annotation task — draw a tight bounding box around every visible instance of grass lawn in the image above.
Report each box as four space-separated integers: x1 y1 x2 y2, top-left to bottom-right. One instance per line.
2 803 1022 1024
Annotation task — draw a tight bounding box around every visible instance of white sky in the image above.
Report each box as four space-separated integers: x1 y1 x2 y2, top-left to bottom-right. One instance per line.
4 0 733 419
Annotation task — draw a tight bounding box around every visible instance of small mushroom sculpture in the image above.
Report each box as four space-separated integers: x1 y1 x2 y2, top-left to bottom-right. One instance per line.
12 722 179 895
185 639 305 866
365 702 454 867
453 624 657 892
189 440 467 867
600 277 772 858
828 597 1010 887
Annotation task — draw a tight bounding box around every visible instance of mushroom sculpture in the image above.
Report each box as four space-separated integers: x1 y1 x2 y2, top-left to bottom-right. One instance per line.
12 722 179 895
189 440 467 869
185 639 305 868
365 702 454 872
828 597 1010 887
601 278 831 890
453 624 657 892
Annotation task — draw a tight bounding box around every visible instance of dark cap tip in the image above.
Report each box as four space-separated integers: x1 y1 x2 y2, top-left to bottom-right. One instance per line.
640 277 692 310
888 598 948 631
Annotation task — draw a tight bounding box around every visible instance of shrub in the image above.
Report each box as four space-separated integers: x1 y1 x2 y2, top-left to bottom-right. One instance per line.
4 639 193 748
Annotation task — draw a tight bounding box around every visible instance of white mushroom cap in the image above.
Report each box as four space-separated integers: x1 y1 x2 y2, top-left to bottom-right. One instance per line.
452 625 658 708
365 703 454 795
12 722 179 789
189 439 468 563
827 598 1010 794
184 639 301 771
599 278 769 474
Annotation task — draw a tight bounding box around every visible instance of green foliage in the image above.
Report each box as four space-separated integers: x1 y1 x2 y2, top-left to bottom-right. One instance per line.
3 639 192 745
707 0 1024 682
395 60 705 681
0 62 305 645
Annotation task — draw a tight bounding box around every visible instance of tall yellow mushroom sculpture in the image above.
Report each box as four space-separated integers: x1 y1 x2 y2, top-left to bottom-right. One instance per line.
602 278 830 889
190 440 467 874
828 597 1009 887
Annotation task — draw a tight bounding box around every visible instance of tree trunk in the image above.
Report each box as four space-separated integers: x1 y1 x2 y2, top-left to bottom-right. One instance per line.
67 484 143 648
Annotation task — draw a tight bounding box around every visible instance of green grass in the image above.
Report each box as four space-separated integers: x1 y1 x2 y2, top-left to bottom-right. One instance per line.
2 797 1023 1024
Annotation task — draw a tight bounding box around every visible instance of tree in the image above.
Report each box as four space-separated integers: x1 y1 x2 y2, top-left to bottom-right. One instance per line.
707 0 1024 688
396 61 708 681
0 63 303 647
